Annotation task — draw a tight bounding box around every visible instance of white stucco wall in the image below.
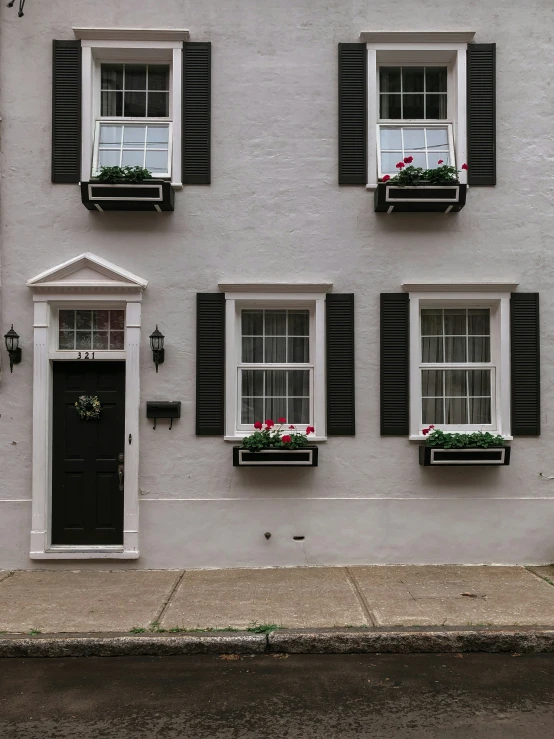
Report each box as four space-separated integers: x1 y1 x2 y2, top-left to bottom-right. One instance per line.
1 0 553 569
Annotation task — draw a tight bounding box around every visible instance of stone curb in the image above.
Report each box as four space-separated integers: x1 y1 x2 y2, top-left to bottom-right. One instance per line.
2 628 554 658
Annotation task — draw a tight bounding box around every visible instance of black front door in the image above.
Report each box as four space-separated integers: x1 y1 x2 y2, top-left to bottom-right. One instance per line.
52 361 126 545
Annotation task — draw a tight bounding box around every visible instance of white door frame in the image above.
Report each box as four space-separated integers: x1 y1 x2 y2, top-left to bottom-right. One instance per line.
27 253 147 559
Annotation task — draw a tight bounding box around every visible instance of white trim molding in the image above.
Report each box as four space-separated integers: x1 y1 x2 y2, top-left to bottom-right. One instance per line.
406 287 512 440
27 254 147 561
402 282 519 293
360 31 476 44
222 287 329 441
74 28 190 42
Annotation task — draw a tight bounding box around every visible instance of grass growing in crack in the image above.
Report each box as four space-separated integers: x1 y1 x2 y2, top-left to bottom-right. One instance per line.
28 629 42 636
246 622 279 634
129 627 147 634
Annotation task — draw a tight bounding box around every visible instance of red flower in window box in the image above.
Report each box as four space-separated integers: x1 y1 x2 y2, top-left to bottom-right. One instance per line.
278 417 287 424
306 426 315 435
382 174 391 182
404 156 414 164
462 163 468 170
438 159 444 165
281 435 292 443
422 425 435 436
396 161 405 169
265 419 275 428
253 421 263 430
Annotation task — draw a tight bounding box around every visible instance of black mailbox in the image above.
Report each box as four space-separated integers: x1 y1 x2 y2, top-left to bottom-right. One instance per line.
146 401 181 430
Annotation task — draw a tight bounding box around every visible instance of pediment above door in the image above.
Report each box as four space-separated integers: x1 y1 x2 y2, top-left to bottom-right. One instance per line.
27 253 148 294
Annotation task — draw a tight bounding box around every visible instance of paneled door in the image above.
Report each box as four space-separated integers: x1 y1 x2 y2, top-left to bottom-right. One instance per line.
51 362 125 545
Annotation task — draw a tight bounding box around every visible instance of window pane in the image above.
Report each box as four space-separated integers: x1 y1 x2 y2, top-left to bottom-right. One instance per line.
123 126 146 144
289 398 310 424
422 397 444 424
101 91 123 117
147 126 170 145
379 127 402 150
145 150 169 173
75 311 92 330
242 337 263 363
109 332 125 350
421 309 442 336
289 370 310 396
404 152 426 168
110 310 125 330
241 397 263 425
125 65 147 90
93 310 109 330
242 311 263 336
93 332 109 350
380 94 402 119
124 92 147 117
288 311 309 336
242 370 264 397
444 309 466 335
468 370 491 397
445 398 468 424
403 128 425 149
425 67 447 92
422 337 443 363
266 371 287 396
59 310 74 330
403 94 425 118
101 64 123 90
470 397 491 425
148 65 170 91
468 337 490 362
381 151 404 173
121 150 145 167
148 92 169 117
265 311 286 335
288 337 309 363
445 370 466 397
426 94 447 119
428 153 450 168
402 67 425 92
422 369 443 396
59 331 74 350
98 149 120 167
76 332 92 350
266 398 287 422
444 337 467 362
468 309 490 335
426 127 449 148
265 337 286 362
380 67 401 92
99 125 122 144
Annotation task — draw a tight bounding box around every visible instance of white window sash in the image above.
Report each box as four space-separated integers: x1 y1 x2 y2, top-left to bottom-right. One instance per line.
224 293 327 440
92 121 173 178
408 292 511 439
376 122 455 179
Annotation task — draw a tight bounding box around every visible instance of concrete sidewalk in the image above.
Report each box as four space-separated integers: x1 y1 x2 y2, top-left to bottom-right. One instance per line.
1 565 554 635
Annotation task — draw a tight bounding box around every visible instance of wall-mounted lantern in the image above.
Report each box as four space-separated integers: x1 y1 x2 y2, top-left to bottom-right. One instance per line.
4 325 21 372
149 326 165 372
6 0 26 18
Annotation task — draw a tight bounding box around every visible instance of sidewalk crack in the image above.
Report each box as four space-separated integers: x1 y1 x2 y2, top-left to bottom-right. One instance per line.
152 570 186 626
345 567 378 627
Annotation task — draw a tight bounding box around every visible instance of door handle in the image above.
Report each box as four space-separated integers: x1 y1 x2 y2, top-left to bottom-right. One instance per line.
118 452 124 492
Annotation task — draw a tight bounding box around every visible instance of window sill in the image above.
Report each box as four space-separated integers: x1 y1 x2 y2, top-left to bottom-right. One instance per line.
31 548 139 560
409 434 513 442
224 435 327 442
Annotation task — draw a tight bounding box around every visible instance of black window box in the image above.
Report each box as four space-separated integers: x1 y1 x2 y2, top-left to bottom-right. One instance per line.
375 183 467 213
233 446 319 467
81 180 175 212
419 446 510 466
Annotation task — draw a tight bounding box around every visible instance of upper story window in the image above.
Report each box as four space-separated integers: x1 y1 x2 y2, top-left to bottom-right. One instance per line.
378 65 454 178
93 62 172 178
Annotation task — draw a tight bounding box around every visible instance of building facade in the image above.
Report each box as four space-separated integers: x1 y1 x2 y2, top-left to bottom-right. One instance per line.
0 0 553 570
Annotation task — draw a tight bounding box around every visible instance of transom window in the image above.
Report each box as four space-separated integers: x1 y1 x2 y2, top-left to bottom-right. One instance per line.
58 310 125 351
419 308 493 427
240 309 312 426
93 63 171 178
377 65 454 179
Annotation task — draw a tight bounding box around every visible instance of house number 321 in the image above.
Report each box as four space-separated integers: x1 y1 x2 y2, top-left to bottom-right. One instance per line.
77 352 95 359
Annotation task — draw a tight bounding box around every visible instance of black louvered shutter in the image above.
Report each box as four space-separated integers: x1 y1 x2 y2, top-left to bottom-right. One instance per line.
326 294 355 435
52 40 82 183
183 42 211 184
196 293 225 435
467 43 496 186
381 294 410 435
511 293 540 435
338 43 367 185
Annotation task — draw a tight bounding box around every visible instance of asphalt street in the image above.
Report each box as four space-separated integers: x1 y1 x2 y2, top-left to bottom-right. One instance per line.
1 652 553 738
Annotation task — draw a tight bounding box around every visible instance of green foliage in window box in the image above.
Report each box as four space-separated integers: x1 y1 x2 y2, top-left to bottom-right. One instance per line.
423 428 506 449
241 419 315 453
96 166 153 184
381 158 468 186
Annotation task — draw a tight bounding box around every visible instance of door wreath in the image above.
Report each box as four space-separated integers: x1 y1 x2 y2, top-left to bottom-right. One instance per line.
75 395 102 421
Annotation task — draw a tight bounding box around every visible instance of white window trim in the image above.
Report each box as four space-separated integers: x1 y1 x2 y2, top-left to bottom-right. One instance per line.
80 39 183 187
406 289 513 440
221 287 330 441
364 34 473 189
27 253 147 560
